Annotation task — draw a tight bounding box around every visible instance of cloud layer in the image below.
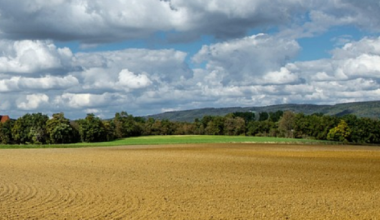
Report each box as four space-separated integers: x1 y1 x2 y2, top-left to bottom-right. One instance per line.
1 35 379 118
0 1 379 118
1 0 379 43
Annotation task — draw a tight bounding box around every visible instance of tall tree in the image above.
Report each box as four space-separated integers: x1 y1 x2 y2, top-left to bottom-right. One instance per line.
247 120 275 136
77 114 107 142
258 112 269 121
278 111 296 138
143 118 155 135
12 114 31 144
269 110 283 122
0 120 14 144
46 113 78 144
29 113 49 144
112 112 126 138
224 116 245 136
12 113 49 144
205 116 225 135
327 120 351 143
232 112 256 125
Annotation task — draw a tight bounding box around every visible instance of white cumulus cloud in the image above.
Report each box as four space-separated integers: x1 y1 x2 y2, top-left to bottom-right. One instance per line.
118 69 152 90
0 40 73 75
193 34 301 86
17 94 49 110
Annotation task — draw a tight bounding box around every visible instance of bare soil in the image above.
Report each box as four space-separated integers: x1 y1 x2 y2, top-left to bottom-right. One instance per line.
1 144 380 219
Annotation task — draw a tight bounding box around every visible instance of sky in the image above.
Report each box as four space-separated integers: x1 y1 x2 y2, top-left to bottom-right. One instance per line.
0 0 380 119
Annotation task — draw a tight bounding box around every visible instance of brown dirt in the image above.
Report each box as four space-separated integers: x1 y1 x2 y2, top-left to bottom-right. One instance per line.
0 143 380 219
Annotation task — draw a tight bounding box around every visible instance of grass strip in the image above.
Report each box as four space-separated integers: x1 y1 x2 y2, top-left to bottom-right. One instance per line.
0 135 330 149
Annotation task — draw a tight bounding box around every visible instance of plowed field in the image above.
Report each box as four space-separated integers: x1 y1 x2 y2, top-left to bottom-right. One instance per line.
1 144 380 219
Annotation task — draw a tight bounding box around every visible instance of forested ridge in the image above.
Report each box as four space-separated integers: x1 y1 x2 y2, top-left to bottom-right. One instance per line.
146 101 380 122
1 110 380 145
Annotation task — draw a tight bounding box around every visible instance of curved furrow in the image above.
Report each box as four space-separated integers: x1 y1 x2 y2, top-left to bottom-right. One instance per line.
0 182 7 199
124 193 166 220
58 183 105 219
17 182 38 204
99 191 142 219
77 187 140 219
19 186 61 218
2 182 21 203
142 198 169 219
23 183 96 219
0 182 39 218
0 182 13 202
47 185 87 218
0 182 16 217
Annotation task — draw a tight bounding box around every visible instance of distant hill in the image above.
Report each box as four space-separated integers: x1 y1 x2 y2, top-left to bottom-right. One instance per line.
145 101 380 122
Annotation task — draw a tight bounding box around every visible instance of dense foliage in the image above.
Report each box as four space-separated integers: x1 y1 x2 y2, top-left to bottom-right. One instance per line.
1 110 380 145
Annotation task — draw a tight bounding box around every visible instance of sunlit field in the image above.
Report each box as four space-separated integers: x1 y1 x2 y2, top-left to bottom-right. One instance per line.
0 135 328 149
1 143 379 219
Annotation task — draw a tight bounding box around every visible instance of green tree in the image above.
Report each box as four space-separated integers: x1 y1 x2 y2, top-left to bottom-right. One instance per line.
193 118 205 135
46 113 78 144
247 120 275 136
111 111 142 138
327 120 351 142
232 112 255 125
160 119 174 135
269 110 283 122
12 114 32 144
124 115 143 137
0 120 15 144
102 120 115 142
346 117 380 144
174 122 195 135
278 111 295 138
293 113 309 138
202 116 225 135
258 112 269 121
12 113 49 144
142 118 155 135
205 121 220 135
112 112 126 138
29 113 49 144
201 115 214 128
151 120 162 135
312 115 339 140
77 114 107 142
224 116 245 135
293 113 338 140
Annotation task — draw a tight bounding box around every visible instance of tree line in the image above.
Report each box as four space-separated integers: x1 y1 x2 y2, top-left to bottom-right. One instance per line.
0 110 379 145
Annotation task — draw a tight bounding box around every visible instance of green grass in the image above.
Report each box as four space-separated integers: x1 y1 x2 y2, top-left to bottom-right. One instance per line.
0 135 328 149
104 135 326 145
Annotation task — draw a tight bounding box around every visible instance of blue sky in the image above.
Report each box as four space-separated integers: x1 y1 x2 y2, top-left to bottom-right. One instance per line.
0 0 379 119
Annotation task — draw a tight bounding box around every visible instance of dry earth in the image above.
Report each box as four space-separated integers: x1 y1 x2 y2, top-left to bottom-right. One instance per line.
0 143 380 219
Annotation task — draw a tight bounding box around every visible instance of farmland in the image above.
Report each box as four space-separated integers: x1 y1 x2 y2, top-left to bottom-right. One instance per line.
0 135 326 149
1 143 380 219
